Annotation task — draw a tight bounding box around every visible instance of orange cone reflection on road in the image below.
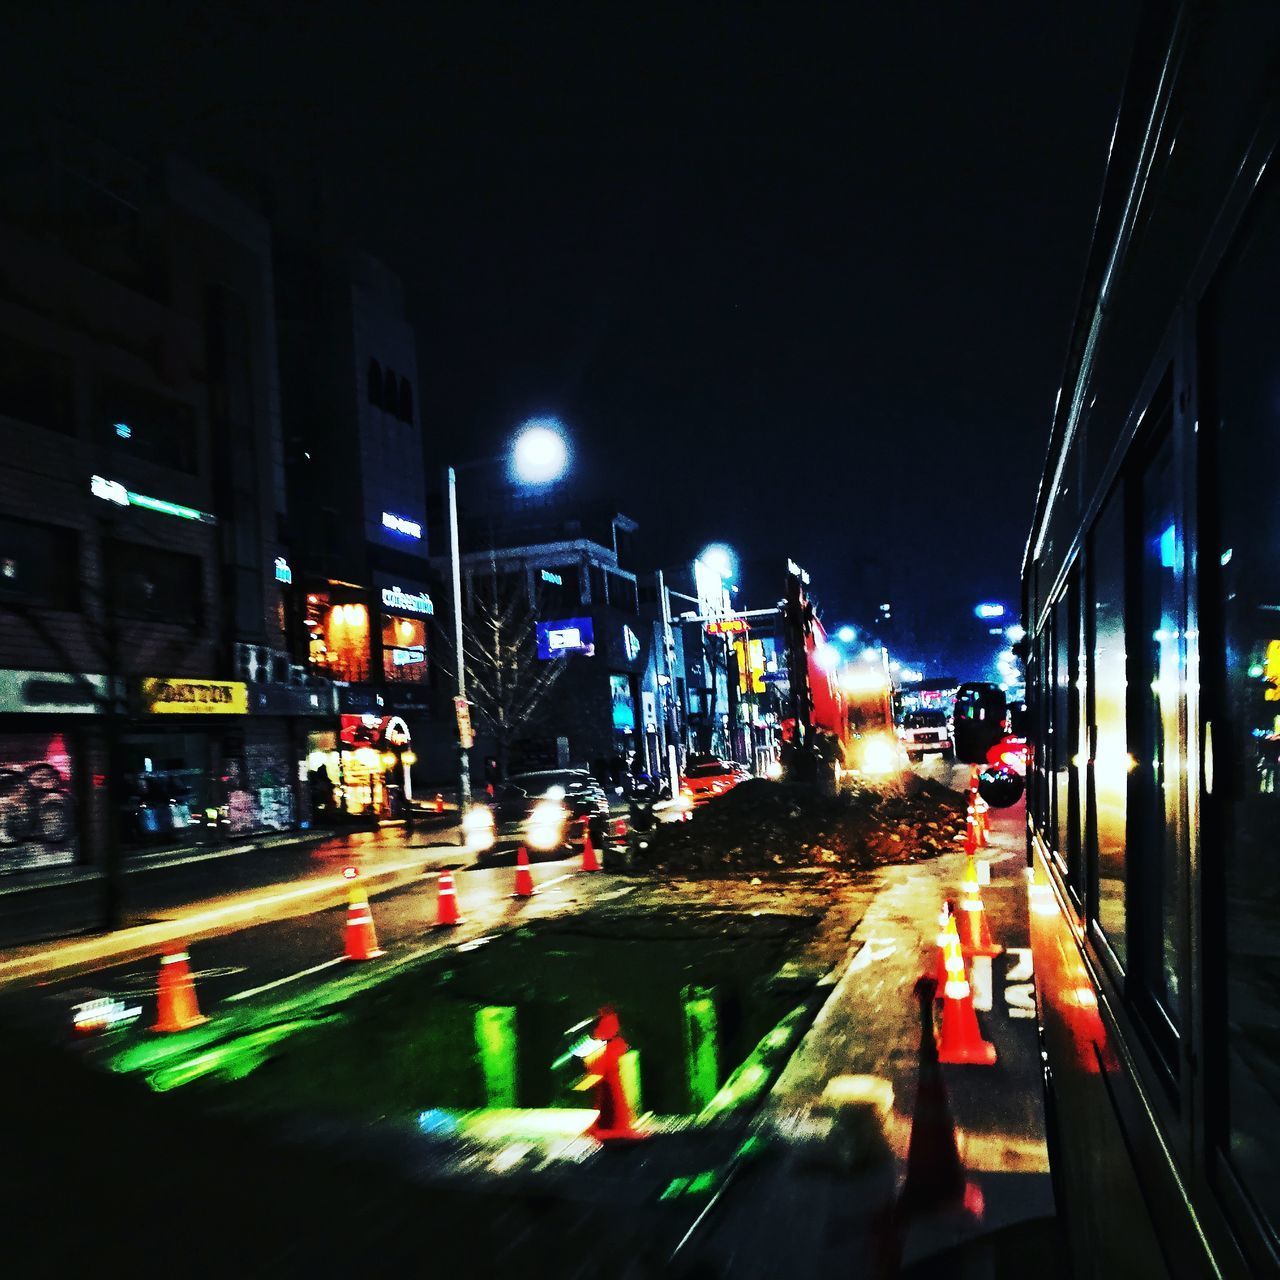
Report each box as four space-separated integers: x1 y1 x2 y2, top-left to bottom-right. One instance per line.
579 1006 645 1143
151 943 208 1033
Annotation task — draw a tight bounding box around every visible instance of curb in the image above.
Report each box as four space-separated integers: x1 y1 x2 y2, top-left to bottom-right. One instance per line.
0 854 455 990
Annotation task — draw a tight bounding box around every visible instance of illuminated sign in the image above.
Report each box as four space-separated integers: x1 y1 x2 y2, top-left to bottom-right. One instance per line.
392 646 425 667
382 511 422 539
540 569 563 586
787 558 811 585
0 670 108 715
975 603 1005 619
536 617 595 659
274 557 293 585
114 422 132 440
706 617 748 635
623 625 641 661
381 585 433 615
142 677 248 715
91 475 216 524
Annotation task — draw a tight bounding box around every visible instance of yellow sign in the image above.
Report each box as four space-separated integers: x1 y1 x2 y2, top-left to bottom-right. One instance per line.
143 678 248 715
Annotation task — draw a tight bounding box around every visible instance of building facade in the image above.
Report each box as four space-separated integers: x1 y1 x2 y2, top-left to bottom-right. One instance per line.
0 125 333 874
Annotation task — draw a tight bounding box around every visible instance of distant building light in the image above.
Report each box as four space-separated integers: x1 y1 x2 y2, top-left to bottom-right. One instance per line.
837 626 856 643
813 642 840 672
786 558 810 585
274 557 293 585
540 569 563 586
1006 624 1026 643
975 603 1005 619
623 625 641 661
988 626 1005 635
879 602 891 612
382 511 422 539
114 422 132 439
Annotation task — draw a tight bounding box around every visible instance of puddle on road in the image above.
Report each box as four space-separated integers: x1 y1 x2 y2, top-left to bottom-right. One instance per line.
180 908 818 1123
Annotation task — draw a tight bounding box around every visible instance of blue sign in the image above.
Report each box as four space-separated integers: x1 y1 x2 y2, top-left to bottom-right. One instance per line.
536 617 595 659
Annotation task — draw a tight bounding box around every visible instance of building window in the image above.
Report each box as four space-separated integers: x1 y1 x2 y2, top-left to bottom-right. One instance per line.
1202 164 1280 1239
104 539 202 625
1088 486 1127 968
304 590 370 683
0 335 74 434
367 358 383 408
382 613 427 683
98 378 198 473
0 516 79 610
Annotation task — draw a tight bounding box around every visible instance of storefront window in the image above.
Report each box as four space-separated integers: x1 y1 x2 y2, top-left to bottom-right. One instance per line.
119 733 212 846
305 591 370 683
382 613 427 683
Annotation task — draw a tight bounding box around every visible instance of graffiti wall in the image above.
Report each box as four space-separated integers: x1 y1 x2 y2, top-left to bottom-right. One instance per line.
0 732 77 873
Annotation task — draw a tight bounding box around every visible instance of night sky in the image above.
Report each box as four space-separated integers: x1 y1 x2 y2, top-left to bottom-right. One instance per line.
7 2 1139 675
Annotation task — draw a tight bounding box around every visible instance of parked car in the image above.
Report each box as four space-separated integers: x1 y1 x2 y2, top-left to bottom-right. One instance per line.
679 757 742 807
463 769 611 857
899 709 953 759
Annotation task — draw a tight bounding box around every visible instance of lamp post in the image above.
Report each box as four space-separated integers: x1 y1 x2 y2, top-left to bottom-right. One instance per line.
446 420 570 837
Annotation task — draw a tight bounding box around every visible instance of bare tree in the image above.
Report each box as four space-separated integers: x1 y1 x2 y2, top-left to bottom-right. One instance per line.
457 581 567 781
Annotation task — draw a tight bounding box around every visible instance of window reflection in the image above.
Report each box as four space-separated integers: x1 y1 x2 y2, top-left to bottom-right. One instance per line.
1090 491 1127 964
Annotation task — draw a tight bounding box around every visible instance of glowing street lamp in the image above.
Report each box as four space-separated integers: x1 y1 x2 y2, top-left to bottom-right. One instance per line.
697 543 736 583
510 419 570 487
836 626 856 644
449 420 572 829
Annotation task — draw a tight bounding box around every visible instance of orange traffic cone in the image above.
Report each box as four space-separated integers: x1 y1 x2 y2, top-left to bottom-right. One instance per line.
581 1006 645 1143
580 822 601 873
955 854 1002 958
932 900 954 993
151 943 208 1033
973 791 991 848
434 869 463 927
342 867 385 961
512 846 537 898
899 975 966 1215
937 923 996 1066
434 793 445 814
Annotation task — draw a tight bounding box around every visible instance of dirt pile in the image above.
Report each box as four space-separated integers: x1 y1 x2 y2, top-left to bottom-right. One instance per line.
645 777 966 876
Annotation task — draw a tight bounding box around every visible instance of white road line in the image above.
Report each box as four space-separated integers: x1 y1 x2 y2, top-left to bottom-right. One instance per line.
225 957 345 1002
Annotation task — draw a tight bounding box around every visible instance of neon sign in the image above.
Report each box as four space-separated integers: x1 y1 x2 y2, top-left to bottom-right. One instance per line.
274 557 293 585
540 569 563 586
381 585 433 615
382 511 422 539
91 475 216 524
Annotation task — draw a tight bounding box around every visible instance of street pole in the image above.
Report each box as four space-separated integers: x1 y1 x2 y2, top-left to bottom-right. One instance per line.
447 466 472 836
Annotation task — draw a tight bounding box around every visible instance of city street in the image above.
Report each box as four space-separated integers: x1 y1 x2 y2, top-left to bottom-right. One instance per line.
0 762 1056 1277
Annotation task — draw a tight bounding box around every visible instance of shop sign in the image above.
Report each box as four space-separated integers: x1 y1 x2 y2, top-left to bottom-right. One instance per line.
381 511 422 539
274 557 293 585
142 677 248 715
536 617 595 659
707 616 748 635
0 670 109 715
540 569 563 586
623 625 642 661
381 585 433 615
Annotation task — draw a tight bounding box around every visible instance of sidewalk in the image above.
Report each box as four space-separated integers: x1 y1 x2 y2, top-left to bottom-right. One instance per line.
683 797 1059 1276
0 823 468 988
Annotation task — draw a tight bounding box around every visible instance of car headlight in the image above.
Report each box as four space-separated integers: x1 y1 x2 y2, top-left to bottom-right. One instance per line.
527 800 567 850
861 735 900 775
463 807 496 851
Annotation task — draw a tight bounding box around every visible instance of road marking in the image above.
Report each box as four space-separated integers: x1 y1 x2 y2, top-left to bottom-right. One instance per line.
1005 983 1036 1018
225 957 344 1002
1006 946 1033 982
977 860 991 886
971 955 993 1011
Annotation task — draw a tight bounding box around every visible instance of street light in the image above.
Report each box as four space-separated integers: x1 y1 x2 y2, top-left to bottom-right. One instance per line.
510 419 570 486
448 420 571 835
